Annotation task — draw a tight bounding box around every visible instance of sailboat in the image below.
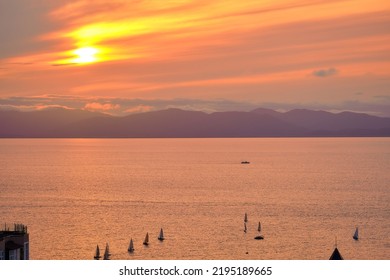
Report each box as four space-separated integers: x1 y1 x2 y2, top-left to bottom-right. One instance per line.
329 247 344 260
103 242 110 260
353 227 359 240
128 238 134 252
244 223 247 233
143 232 149 246
158 228 165 241
329 236 344 260
254 222 264 240
93 244 101 260
244 213 248 223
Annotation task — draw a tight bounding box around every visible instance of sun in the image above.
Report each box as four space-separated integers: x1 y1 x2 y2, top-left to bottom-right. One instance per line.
55 46 109 65
72 47 99 64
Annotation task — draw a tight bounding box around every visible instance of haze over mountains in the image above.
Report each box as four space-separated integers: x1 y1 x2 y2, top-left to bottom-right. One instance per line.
1 107 390 137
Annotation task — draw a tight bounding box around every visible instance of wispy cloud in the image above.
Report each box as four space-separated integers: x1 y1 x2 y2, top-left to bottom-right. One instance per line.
0 104 73 112
1 1 389 114
84 102 120 112
312 67 338 78
1 96 389 117
124 105 154 114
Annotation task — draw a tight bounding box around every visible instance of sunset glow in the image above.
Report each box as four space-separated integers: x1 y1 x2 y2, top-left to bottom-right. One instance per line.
72 47 99 64
1 1 390 271
0 0 389 116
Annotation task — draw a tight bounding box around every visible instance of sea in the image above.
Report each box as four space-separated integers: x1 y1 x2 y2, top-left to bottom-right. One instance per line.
0 138 389 260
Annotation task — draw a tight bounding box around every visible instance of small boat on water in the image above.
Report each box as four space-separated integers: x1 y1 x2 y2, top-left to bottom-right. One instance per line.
329 237 343 260
158 228 165 241
353 227 359 240
329 247 344 260
241 161 250 164
93 244 101 260
143 232 149 246
103 242 110 260
254 222 264 240
128 239 134 252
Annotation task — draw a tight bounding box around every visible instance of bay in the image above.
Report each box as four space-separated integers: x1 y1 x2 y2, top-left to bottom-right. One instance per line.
1 138 389 260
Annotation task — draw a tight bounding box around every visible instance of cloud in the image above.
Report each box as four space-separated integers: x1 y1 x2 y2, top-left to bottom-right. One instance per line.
374 95 390 100
1 96 389 117
0 104 73 112
312 67 338 77
0 96 259 115
2 3 388 104
124 105 154 114
0 0 65 59
84 102 120 111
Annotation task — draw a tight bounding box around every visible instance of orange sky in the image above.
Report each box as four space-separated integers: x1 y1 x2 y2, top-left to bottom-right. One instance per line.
0 0 389 116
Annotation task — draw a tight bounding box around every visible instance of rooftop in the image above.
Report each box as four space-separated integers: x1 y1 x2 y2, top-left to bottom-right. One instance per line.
0 223 28 239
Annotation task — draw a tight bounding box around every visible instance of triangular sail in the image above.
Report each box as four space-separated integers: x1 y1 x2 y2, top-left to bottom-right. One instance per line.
330 236 343 260
143 232 149 245
128 239 134 252
94 245 101 260
158 228 164 240
103 243 110 260
353 227 359 240
254 221 264 239
329 247 344 260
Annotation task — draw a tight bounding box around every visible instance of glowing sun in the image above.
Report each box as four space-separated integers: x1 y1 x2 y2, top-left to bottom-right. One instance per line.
72 47 99 64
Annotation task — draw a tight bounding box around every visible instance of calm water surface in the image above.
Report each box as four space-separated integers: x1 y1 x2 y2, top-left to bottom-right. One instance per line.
0 138 389 260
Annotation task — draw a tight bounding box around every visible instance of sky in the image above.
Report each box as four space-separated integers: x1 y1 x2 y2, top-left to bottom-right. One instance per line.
0 0 389 116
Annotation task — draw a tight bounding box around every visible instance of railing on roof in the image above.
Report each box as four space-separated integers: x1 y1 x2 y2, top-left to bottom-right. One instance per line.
0 223 28 234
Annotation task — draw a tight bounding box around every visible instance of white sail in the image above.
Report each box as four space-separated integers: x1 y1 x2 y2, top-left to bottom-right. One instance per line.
158 228 164 241
128 239 134 252
143 232 149 245
353 227 359 240
244 213 248 223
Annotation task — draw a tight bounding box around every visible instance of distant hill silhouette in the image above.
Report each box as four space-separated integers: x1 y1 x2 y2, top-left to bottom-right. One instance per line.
1 107 390 137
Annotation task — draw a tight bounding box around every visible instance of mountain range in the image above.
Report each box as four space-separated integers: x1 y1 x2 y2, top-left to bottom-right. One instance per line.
1 107 390 137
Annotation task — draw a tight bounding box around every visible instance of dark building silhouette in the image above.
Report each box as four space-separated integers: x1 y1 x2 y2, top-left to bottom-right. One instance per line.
0 224 29 260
